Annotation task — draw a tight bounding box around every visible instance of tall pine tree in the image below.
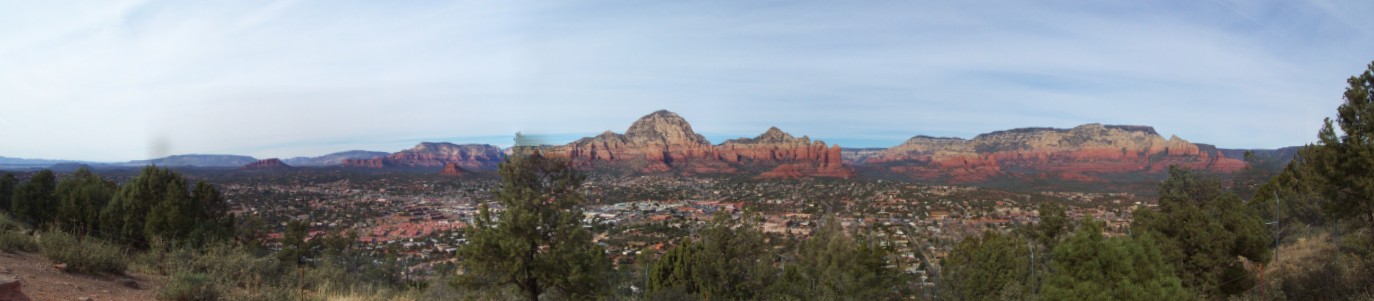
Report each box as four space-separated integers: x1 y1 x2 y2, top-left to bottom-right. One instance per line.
454 152 610 301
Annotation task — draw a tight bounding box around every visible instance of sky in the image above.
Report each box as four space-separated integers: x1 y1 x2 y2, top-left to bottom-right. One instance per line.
2 1 1372 162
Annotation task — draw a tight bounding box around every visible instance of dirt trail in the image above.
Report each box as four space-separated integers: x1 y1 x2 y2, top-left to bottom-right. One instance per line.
0 252 162 301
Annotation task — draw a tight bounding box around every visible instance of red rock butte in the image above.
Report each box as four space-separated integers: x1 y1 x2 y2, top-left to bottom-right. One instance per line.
861 124 1245 183
540 110 854 178
344 143 504 170
439 162 471 177
242 158 291 169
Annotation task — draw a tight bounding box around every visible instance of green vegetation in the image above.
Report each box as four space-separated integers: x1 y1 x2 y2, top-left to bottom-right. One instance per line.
940 230 1030 301
37 230 128 274
1041 220 1189 301
1132 167 1270 299
455 152 611 301
10 169 56 225
775 217 905 300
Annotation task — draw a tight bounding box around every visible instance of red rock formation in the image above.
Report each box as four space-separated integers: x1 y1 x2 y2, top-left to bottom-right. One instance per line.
542 110 854 178
241 158 291 169
439 162 470 177
344 143 505 170
865 124 1245 183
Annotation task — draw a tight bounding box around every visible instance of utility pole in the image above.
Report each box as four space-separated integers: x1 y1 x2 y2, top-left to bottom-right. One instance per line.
1028 241 1036 298
1261 191 1281 301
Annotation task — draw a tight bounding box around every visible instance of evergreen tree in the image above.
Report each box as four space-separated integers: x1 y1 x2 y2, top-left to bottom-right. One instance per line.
1132 167 1270 299
1250 146 1327 226
144 177 193 243
691 212 775 300
102 166 177 247
940 230 1031 301
1030 203 1069 250
1041 219 1192 301
55 167 116 235
1310 61 1374 226
774 217 903 300
648 238 700 295
454 153 610 301
0 173 16 214
188 181 233 245
277 219 312 266
11 170 57 226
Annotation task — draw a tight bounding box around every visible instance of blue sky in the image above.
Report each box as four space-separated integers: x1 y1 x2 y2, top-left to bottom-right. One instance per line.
1 1 1371 161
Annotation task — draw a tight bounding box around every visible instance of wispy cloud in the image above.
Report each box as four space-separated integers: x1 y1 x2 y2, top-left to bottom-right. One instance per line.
0 1 1369 161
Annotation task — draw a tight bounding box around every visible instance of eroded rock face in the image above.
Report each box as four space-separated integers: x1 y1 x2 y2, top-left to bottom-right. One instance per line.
439 162 470 177
544 111 854 178
865 124 1245 182
242 158 291 169
345 143 504 170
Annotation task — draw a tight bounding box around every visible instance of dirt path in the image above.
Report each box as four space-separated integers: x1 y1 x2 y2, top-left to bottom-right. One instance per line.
0 252 163 301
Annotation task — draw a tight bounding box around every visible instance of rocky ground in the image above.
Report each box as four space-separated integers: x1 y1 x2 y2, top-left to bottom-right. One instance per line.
0 252 162 301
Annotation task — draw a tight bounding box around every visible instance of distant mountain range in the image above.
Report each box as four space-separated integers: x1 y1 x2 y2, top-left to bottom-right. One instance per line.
1 110 1303 188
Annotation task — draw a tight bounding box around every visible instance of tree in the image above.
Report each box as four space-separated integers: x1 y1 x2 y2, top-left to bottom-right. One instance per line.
277 219 313 267
1250 146 1327 226
1132 167 1270 299
0 173 16 214
774 217 903 300
648 238 701 295
940 230 1031 301
455 153 610 301
1310 61 1374 225
101 166 232 248
55 167 116 235
145 177 193 243
103 166 178 247
647 212 778 300
10 170 57 226
1041 219 1191 301
188 181 234 244
1029 203 1069 250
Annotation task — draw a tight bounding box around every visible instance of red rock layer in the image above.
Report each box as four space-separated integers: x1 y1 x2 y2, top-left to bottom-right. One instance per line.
542 111 854 178
439 162 470 177
242 158 290 169
344 143 504 170
867 124 1245 183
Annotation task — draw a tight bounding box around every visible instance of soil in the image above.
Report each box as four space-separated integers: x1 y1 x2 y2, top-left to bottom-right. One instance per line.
0 252 163 301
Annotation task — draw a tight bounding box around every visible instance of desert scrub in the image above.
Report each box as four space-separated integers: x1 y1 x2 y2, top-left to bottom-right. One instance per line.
158 272 219 301
0 230 37 253
37 230 127 274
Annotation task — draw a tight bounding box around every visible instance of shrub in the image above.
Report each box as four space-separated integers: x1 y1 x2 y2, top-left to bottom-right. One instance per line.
0 230 37 253
37 230 127 274
159 272 219 301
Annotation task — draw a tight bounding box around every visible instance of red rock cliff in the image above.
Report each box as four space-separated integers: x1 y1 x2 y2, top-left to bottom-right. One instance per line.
542 110 853 178
865 124 1244 182
345 143 504 170
242 158 290 169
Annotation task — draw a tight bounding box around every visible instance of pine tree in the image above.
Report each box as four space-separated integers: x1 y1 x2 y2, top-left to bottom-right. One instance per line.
775 217 903 300
11 170 57 226
1132 167 1270 299
103 166 177 247
1311 61 1374 225
0 173 16 216
55 167 116 235
144 177 193 243
454 153 610 301
940 230 1031 301
1041 219 1192 301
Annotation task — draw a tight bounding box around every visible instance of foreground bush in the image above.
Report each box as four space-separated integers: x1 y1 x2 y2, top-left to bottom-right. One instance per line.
159 272 218 301
38 230 127 274
0 231 37 253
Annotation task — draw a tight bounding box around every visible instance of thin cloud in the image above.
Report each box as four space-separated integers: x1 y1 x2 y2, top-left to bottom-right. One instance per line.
0 1 1368 161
